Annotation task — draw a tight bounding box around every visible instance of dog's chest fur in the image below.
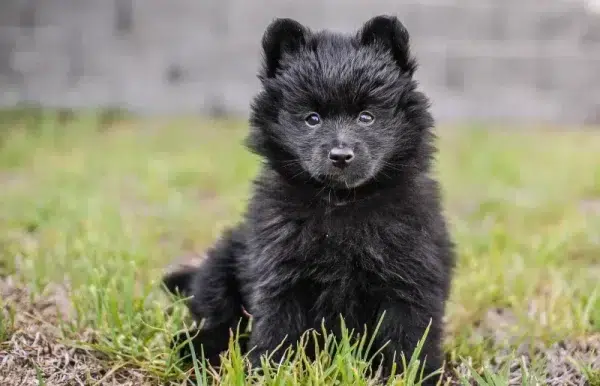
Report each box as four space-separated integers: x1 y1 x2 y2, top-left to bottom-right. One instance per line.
243 179 435 329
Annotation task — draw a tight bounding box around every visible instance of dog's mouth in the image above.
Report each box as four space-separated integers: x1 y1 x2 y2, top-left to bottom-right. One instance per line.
314 173 369 189
314 160 378 189
302 155 378 190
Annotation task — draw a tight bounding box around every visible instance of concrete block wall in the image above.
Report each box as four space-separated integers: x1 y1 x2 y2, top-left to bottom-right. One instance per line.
0 0 599 124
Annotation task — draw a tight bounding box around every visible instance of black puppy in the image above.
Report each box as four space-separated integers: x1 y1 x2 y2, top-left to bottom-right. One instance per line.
164 15 455 384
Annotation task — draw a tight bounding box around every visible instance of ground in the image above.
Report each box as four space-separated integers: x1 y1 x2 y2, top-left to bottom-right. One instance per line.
0 110 599 385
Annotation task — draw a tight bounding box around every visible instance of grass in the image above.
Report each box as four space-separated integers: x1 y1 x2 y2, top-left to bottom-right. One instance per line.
0 109 599 385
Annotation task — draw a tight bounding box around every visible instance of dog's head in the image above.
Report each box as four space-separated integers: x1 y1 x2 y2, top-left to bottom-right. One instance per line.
248 16 434 190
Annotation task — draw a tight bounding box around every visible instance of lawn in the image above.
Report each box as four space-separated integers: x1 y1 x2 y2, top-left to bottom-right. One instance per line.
0 110 599 385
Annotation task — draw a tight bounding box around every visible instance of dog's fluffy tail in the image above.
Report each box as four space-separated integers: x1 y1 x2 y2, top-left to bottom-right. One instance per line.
162 226 249 327
162 261 200 298
162 227 250 363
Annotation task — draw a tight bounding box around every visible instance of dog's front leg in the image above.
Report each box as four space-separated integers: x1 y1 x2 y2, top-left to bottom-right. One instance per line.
246 294 309 370
373 303 444 386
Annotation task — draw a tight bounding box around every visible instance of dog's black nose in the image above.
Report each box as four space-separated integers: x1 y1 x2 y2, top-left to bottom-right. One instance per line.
328 147 354 167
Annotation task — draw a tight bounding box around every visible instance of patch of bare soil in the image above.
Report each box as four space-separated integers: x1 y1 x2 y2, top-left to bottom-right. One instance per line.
544 336 600 386
0 276 152 386
442 307 600 386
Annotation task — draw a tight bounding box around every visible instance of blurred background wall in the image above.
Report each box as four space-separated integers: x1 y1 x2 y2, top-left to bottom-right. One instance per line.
1 0 599 125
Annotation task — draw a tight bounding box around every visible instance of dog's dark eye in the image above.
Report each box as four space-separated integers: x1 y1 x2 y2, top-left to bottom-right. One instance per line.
305 112 322 127
357 111 375 125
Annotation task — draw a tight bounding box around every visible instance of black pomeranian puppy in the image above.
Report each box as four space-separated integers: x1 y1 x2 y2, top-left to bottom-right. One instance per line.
163 15 455 385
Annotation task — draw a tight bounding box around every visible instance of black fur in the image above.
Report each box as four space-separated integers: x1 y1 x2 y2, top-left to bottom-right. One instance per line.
164 15 455 385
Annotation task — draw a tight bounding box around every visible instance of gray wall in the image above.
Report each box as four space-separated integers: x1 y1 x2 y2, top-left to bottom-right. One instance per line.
1 0 599 124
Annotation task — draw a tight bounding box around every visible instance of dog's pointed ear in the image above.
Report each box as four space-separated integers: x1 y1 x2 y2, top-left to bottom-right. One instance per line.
261 18 309 79
358 15 417 76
